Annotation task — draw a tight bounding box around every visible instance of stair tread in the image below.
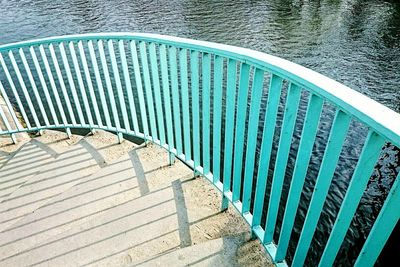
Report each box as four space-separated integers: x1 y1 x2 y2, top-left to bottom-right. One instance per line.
132 235 247 267
0 153 140 260
0 142 270 267
0 151 10 169
0 141 56 203
0 182 178 266
0 144 191 263
0 142 101 232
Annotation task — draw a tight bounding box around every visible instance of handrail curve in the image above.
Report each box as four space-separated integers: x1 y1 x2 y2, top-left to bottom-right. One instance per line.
0 33 398 267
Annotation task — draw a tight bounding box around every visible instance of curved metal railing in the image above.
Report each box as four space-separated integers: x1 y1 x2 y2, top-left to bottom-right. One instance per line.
0 33 399 266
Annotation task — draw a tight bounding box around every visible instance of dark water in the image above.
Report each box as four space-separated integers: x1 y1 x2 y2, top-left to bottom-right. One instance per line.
1 0 399 266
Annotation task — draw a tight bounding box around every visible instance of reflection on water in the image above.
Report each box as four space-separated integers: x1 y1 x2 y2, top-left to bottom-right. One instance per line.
1 0 399 265
1 0 399 111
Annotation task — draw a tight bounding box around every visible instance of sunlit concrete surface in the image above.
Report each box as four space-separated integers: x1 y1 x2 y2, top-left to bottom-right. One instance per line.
0 130 271 267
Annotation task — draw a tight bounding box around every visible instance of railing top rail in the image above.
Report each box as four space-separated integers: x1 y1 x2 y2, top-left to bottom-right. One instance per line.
0 32 399 144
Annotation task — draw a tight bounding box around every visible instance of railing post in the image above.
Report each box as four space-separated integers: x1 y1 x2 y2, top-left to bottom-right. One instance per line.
117 132 123 144
10 134 16 144
169 152 175 166
144 136 150 147
193 169 201 178
66 128 72 139
221 194 229 211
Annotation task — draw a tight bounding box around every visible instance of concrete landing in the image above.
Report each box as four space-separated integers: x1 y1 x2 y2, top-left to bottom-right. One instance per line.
0 130 272 267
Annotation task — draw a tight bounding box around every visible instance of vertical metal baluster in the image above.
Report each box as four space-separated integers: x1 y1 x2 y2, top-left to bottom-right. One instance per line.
319 131 385 266
59 42 85 127
98 40 122 142
264 83 302 241
0 99 13 134
275 94 323 262
139 41 158 142
0 53 31 129
8 50 41 128
130 40 149 139
160 44 174 159
232 63 251 205
179 48 191 160
30 46 59 126
191 50 200 171
221 59 238 210
19 48 50 127
108 40 130 136
69 42 95 133
119 40 139 134
241 68 265 215
88 40 111 128
39 45 70 135
292 110 351 266
354 173 400 267
78 41 102 128
169 46 182 156
49 44 77 126
251 74 283 228
212 55 224 184
202 53 211 177
149 43 166 145
0 81 20 142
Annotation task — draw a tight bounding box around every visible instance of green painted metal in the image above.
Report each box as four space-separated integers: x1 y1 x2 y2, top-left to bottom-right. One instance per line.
264 83 302 242
8 50 41 127
98 40 121 133
109 40 131 132
202 53 211 174
252 74 283 227
292 110 351 266
149 43 166 145
119 40 140 134
0 33 398 267
319 131 385 266
169 46 183 155
0 81 21 130
0 95 13 132
69 42 94 127
78 41 102 127
221 58 237 206
179 48 191 160
59 42 85 125
130 41 149 138
39 45 69 127
49 44 76 125
139 42 158 141
0 53 32 129
190 50 200 169
275 93 324 262
160 44 174 149
88 41 111 128
232 63 250 203
354 173 400 267
242 68 264 214
212 55 224 184
18 48 50 126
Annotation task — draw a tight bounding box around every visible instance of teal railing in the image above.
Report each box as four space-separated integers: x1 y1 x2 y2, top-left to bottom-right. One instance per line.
0 33 399 266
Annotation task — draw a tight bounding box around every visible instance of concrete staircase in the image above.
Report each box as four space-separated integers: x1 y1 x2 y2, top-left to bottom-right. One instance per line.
0 130 271 267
